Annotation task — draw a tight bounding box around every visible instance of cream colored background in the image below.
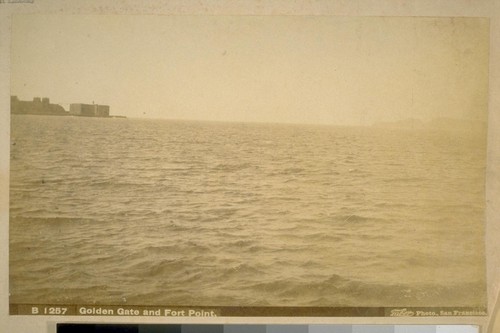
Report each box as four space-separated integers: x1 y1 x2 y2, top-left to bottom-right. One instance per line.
0 0 499 332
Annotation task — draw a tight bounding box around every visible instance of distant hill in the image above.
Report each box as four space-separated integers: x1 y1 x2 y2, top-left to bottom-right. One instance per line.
374 118 425 129
11 96 68 116
373 117 486 132
426 117 487 132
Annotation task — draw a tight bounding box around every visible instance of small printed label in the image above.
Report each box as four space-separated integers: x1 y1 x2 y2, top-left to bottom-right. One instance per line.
14 305 76 316
77 306 219 317
11 304 487 317
12 304 221 316
387 307 487 317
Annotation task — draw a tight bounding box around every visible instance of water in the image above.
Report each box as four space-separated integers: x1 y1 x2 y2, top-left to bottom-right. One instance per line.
9 115 486 307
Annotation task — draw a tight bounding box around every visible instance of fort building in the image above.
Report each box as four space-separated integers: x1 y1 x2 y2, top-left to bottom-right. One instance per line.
69 103 110 117
11 96 119 118
11 96 68 116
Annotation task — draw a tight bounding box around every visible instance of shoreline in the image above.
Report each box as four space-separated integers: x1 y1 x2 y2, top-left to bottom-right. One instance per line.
11 113 127 119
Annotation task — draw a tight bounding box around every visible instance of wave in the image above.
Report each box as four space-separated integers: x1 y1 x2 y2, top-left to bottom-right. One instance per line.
10 216 102 224
126 259 188 277
222 263 265 278
9 116 486 307
212 162 253 172
382 177 427 183
334 214 377 224
247 274 486 307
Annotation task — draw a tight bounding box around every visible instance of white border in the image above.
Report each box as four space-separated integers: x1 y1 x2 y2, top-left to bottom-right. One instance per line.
1 1 499 332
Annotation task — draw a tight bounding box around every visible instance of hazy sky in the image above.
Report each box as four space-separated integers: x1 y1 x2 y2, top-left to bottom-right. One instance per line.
11 15 489 125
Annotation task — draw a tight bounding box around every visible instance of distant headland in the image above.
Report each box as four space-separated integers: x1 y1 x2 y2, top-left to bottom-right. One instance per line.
10 96 126 118
372 117 486 133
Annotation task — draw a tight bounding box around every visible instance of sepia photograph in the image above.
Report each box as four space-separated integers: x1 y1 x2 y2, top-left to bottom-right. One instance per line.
8 14 489 315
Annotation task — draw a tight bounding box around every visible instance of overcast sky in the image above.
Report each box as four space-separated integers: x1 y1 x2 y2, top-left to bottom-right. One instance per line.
11 15 489 125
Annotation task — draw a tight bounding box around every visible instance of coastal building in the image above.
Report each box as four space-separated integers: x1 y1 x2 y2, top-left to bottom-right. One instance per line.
11 96 68 116
11 96 118 118
70 103 110 117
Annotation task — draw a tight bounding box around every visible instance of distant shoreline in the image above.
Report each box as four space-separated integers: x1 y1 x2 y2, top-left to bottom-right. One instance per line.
10 96 126 119
11 113 127 119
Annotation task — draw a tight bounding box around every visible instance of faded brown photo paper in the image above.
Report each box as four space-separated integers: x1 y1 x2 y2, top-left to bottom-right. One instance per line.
1 0 500 332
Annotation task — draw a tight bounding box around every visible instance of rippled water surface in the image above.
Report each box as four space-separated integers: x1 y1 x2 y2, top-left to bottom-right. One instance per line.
10 115 486 307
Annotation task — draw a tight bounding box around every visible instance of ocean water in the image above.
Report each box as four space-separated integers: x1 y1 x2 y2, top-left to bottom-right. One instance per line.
9 115 486 307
